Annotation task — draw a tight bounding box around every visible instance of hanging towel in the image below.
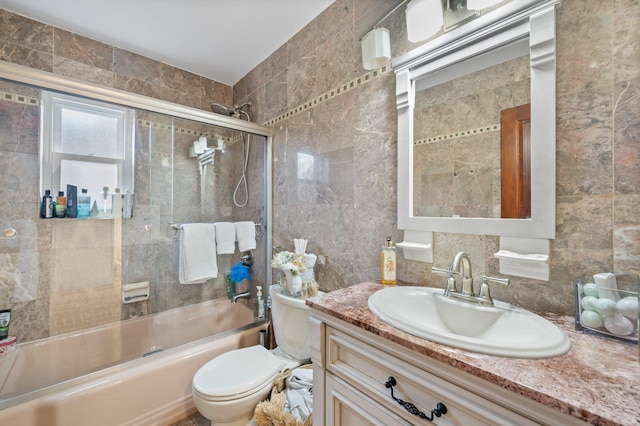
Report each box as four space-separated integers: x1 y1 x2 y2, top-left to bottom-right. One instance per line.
215 222 236 254
235 221 256 252
179 223 218 284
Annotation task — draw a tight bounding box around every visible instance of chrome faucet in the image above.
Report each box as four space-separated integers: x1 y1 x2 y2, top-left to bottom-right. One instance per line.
450 252 474 296
232 291 251 303
432 252 509 306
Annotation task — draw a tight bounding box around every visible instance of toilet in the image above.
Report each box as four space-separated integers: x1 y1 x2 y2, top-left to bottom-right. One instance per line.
192 284 318 426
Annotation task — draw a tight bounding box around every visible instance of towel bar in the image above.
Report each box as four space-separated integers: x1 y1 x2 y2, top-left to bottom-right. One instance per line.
171 222 262 230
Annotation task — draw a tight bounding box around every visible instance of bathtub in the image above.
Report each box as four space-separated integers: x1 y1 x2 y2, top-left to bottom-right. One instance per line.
0 298 264 425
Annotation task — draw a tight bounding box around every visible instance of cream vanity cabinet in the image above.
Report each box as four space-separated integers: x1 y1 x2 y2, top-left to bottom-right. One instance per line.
310 311 588 426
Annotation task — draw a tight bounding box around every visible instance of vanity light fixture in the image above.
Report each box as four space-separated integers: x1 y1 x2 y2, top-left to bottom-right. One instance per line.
406 0 444 42
361 0 504 69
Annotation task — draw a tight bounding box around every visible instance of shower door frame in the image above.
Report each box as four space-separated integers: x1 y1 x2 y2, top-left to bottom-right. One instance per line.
0 59 275 296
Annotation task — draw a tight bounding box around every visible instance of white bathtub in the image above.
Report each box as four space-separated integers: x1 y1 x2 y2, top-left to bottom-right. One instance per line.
0 298 263 425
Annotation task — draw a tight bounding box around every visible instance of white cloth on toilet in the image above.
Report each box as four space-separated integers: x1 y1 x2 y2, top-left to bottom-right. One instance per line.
235 221 256 252
179 223 218 284
283 367 314 422
214 222 236 254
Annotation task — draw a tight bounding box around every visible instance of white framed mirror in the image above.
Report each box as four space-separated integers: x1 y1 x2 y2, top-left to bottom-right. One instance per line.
394 0 558 239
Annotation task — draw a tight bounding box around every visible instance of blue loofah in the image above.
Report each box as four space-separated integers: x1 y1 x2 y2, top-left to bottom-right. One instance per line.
229 262 251 283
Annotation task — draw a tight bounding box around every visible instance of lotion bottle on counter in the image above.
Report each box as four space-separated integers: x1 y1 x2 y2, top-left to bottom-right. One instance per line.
381 237 397 285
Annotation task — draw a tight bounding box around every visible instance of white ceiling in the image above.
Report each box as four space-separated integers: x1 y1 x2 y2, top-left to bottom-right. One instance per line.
0 0 335 86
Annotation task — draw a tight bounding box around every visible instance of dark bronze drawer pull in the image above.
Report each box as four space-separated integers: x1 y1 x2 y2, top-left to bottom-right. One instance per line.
384 376 447 422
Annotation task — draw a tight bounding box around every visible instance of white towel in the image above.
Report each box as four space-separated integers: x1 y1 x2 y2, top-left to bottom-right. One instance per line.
235 221 256 252
179 223 218 284
214 222 236 254
284 367 314 422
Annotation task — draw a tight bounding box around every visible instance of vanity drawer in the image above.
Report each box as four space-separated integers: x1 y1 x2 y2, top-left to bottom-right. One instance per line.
325 373 412 426
325 326 539 426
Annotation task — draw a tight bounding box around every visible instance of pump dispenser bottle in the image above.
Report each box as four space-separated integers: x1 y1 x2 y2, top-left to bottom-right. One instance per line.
381 237 397 285
256 286 265 319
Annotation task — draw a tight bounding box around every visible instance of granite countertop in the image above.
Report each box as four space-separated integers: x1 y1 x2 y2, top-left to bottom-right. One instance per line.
306 282 640 426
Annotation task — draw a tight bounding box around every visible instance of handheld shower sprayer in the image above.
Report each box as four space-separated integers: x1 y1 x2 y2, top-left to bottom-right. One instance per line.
209 101 253 207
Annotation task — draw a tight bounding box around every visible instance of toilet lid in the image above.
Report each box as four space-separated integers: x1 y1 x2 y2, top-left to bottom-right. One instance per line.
193 345 283 400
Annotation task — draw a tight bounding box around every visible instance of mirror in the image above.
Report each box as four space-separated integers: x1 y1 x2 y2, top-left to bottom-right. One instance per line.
393 0 558 239
413 51 530 219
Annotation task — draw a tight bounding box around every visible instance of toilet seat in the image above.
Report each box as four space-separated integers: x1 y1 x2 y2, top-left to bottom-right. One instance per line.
192 345 283 402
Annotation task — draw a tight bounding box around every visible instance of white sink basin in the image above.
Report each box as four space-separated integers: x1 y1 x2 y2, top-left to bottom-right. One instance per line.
368 286 570 358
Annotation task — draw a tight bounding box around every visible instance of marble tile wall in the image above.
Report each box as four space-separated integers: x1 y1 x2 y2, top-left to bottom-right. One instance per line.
0 9 251 341
0 9 233 111
235 0 639 315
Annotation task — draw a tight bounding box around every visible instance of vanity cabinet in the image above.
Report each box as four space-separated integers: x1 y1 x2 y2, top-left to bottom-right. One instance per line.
310 311 589 426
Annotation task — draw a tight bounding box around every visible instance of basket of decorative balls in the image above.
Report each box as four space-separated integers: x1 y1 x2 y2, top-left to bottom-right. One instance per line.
575 273 638 343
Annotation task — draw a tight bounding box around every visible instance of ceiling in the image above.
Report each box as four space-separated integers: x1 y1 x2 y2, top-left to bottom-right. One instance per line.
0 0 335 86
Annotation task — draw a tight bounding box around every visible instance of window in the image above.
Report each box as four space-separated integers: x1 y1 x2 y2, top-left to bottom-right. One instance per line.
40 91 135 209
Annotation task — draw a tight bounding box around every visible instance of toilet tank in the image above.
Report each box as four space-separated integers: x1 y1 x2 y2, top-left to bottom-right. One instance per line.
269 284 321 360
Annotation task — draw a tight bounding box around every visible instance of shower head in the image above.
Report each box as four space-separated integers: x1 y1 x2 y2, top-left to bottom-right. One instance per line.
211 102 233 116
210 102 252 121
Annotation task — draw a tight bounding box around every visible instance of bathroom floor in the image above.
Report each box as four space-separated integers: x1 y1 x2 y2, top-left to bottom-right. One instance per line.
170 412 209 426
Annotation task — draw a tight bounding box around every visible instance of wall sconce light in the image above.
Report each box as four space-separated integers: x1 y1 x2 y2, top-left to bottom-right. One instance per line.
406 0 444 42
361 27 391 70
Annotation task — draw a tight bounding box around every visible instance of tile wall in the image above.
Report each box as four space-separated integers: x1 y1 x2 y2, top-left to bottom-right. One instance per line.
234 0 639 315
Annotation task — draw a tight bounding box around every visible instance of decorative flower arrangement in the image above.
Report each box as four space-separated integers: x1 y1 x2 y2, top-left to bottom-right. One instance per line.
271 249 305 277
271 240 318 299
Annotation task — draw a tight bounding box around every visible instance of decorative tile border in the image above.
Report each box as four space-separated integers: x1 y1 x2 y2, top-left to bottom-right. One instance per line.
262 65 392 127
415 124 500 145
136 119 236 144
1 90 39 106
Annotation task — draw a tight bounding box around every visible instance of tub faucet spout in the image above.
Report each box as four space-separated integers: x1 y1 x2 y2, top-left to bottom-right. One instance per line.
232 291 251 303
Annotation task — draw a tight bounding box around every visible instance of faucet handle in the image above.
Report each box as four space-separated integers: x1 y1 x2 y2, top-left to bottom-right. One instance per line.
478 275 510 305
432 267 458 295
483 275 510 286
431 267 458 276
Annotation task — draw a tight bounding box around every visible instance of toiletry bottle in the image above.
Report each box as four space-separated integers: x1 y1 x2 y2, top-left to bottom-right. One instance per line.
55 191 67 218
98 186 112 218
381 237 397 285
256 286 265 319
66 184 77 218
0 309 10 340
41 190 54 218
77 189 91 218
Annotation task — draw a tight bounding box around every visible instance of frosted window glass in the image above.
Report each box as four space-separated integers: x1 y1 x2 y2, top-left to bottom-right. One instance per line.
60 108 120 158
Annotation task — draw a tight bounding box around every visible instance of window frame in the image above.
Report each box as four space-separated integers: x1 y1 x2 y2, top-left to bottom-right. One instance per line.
40 91 135 198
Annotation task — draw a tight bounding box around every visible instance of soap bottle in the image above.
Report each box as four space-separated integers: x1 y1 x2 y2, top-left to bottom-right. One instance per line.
256 286 265 319
41 190 54 218
77 189 91 218
381 237 397 285
55 191 67 218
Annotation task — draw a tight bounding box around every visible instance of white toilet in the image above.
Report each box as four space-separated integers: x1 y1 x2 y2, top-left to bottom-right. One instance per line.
192 284 318 426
